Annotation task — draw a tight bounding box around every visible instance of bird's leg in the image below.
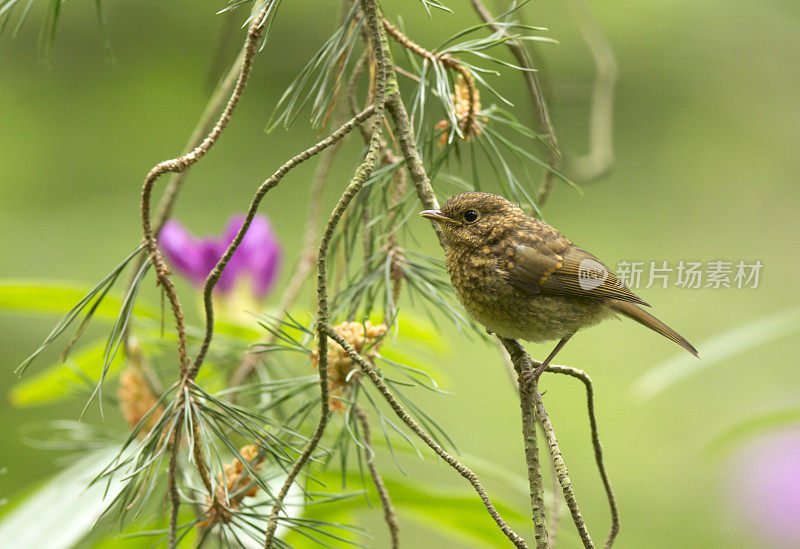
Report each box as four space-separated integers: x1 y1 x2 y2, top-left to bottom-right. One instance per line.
518 332 574 390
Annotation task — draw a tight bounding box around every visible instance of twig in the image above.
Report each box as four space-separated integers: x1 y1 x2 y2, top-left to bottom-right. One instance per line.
546 365 619 548
381 17 480 138
534 388 593 548
468 0 561 207
547 452 563 547
228 128 344 388
263 2 390 544
189 106 377 381
498 342 594 547
166 410 184 548
385 94 441 226
323 322 528 548
140 5 271 378
499 338 550 549
354 404 400 548
139 7 272 545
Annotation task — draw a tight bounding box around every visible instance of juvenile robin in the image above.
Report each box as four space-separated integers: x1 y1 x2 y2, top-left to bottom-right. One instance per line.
420 192 697 380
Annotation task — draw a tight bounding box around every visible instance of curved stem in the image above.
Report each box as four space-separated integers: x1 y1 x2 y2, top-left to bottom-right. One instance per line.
354 404 400 548
189 106 376 381
228 130 343 389
547 365 619 548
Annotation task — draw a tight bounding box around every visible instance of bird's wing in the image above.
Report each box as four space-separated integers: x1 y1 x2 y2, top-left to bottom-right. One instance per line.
506 244 649 306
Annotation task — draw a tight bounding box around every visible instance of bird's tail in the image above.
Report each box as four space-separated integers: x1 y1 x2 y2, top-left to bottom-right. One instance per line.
609 300 698 357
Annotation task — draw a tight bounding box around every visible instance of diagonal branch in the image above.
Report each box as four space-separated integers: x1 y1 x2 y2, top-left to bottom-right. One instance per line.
228 129 343 389
468 0 561 207
322 322 528 548
189 105 377 381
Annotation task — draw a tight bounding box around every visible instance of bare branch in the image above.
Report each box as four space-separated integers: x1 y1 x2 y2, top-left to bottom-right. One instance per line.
355 404 400 548
190 106 377 381
547 365 619 548
228 118 348 388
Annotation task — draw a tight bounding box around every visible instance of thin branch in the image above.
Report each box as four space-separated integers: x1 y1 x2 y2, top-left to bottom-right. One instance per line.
139 6 272 544
381 17 480 138
354 404 400 548
534 387 593 547
546 365 619 548
263 1 390 545
468 0 561 206
547 452 563 547
140 4 271 378
228 126 344 388
323 322 527 548
190 105 377 382
167 405 185 547
499 338 550 549
386 94 441 226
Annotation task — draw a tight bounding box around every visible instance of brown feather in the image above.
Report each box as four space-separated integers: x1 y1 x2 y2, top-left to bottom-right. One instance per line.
609 300 698 356
508 244 650 306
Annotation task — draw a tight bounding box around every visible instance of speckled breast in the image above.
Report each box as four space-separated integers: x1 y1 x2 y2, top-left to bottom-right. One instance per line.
446 245 609 342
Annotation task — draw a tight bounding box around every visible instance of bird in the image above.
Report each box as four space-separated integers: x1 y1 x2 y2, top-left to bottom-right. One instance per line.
420 192 697 380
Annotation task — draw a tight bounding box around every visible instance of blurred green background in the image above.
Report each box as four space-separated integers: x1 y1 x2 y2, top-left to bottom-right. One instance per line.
1 0 798 547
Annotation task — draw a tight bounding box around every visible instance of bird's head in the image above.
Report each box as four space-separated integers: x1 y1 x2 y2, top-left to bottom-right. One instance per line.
420 192 522 248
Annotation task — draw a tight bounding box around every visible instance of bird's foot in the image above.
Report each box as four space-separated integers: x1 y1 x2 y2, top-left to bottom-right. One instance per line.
517 370 539 392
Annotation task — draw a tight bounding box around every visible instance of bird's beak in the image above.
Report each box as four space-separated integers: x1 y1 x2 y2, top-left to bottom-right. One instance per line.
419 209 452 223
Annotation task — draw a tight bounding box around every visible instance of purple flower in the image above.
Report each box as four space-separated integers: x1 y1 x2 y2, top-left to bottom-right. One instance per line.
726 426 800 547
159 214 281 300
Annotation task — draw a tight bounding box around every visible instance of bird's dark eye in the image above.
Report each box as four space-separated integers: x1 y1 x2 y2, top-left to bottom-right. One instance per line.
463 210 479 223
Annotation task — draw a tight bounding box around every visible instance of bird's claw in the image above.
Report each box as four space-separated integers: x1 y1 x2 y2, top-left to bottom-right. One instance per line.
517 370 538 392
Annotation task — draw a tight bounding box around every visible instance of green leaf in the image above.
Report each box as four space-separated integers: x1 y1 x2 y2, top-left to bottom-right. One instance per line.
632 306 800 401
0 280 157 319
11 338 125 407
0 446 125 549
